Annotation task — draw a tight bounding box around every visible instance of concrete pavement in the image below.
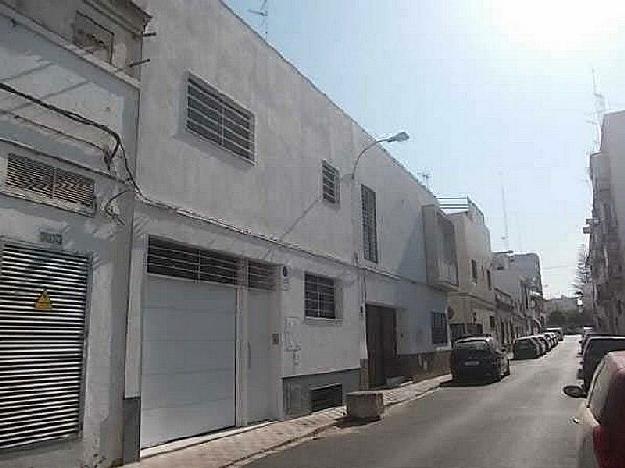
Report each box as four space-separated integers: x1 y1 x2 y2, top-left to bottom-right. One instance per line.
246 336 581 468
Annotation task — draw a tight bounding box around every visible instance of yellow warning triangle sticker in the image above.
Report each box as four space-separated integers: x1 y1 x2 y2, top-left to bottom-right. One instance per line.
35 290 53 311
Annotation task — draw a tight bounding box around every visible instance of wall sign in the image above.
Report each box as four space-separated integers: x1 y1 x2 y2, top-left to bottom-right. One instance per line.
39 231 63 246
34 289 53 311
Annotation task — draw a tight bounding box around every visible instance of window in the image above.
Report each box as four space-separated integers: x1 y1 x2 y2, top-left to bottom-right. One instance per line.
361 184 378 263
146 238 276 289
489 316 496 329
186 75 255 161
304 273 337 319
72 12 114 63
450 323 465 342
5 154 96 214
486 269 492 289
322 161 340 204
431 312 448 344
471 260 478 283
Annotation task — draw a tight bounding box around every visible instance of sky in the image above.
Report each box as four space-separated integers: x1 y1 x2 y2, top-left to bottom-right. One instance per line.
225 0 625 298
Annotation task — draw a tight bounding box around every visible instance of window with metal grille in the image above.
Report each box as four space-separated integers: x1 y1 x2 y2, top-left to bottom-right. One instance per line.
72 12 114 63
0 242 90 450
304 273 337 319
431 312 448 344
471 259 478 283
186 75 255 161
321 161 339 204
248 260 275 290
5 154 95 213
361 184 378 263
310 384 342 412
147 238 276 290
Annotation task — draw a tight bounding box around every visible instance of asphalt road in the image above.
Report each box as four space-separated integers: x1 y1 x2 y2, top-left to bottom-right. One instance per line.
247 336 582 468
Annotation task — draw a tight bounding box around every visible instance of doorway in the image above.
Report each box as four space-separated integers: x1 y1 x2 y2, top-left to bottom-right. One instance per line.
365 305 397 388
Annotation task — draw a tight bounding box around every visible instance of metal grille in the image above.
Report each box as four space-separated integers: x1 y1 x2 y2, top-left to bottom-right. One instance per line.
321 161 339 204
186 76 255 161
431 312 448 345
147 238 276 290
248 261 275 290
6 154 95 212
361 185 378 263
310 384 342 412
0 242 90 450
304 273 336 319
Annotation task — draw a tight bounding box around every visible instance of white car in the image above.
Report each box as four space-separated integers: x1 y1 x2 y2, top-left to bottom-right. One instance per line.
563 351 625 468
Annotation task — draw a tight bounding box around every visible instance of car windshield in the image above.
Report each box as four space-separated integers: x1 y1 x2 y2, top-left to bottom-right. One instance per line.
455 341 489 351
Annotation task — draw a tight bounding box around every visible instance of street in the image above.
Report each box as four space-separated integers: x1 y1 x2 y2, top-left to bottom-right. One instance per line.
247 336 581 468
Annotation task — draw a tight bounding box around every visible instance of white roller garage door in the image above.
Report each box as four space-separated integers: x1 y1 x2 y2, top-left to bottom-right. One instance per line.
140 276 236 448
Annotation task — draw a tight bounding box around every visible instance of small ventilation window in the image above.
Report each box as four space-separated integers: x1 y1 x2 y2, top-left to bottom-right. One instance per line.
304 273 337 319
310 384 343 412
361 184 378 263
186 75 255 161
322 161 339 204
5 154 95 213
248 261 276 290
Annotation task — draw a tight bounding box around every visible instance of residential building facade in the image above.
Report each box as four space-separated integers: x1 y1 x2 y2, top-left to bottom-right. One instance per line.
587 111 625 335
0 1 149 467
492 253 533 337
119 0 458 462
439 198 496 341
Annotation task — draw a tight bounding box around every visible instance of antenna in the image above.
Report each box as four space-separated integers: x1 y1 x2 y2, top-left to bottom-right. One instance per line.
500 174 510 250
591 69 606 150
417 171 431 189
249 0 269 40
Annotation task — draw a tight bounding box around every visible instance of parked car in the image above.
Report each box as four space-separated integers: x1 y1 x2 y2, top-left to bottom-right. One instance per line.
450 336 510 382
581 336 625 391
581 333 611 355
529 335 546 355
547 332 559 347
563 351 625 468
534 334 551 353
513 337 541 359
546 327 564 341
542 332 556 349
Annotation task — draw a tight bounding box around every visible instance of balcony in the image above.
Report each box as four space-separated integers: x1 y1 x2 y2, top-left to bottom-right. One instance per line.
423 205 459 291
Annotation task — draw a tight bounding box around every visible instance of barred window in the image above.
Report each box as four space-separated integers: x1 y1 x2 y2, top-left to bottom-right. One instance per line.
322 161 339 204
361 184 378 262
431 312 448 345
5 154 95 213
186 75 255 161
304 273 337 319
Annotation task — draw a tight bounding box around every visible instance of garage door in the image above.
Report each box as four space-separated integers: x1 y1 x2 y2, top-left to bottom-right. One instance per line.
140 276 236 447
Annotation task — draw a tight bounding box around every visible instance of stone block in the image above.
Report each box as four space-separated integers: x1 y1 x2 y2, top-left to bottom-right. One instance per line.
346 391 384 421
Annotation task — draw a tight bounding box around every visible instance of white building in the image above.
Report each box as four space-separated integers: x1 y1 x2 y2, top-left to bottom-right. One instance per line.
0 1 149 467
0 1 459 466
587 111 625 335
120 0 457 461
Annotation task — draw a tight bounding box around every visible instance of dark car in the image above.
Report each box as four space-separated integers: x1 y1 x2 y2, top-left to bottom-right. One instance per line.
513 337 540 359
532 335 549 354
450 336 510 382
528 336 546 355
581 336 625 390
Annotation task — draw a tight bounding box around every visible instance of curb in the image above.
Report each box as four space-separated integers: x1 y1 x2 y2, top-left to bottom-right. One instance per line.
224 374 449 467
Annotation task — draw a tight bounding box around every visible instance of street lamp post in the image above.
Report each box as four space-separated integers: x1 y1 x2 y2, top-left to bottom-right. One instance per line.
351 131 409 179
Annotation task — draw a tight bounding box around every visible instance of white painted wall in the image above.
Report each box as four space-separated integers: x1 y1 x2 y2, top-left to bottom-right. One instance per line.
0 6 140 467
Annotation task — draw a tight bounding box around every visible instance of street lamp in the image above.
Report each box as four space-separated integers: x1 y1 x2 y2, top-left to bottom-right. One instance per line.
351 131 409 178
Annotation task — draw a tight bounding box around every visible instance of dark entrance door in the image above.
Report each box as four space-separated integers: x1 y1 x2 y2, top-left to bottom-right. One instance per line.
365 305 397 388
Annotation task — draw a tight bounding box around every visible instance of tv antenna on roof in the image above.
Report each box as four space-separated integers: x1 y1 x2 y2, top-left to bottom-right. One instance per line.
417 171 431 189
249 0 269 40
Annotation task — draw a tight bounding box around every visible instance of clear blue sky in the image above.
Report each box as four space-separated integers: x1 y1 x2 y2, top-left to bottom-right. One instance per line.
226 0 625 298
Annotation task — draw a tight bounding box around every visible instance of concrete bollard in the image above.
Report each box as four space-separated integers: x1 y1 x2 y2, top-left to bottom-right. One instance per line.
346 391 384 421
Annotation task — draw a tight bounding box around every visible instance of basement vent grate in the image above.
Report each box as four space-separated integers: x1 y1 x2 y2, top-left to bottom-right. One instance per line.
0 242 90 450
310 384 343 412
5 154 95 213
147 238 276 290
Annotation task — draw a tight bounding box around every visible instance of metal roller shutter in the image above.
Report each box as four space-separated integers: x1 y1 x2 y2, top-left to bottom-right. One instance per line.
0 242 89 450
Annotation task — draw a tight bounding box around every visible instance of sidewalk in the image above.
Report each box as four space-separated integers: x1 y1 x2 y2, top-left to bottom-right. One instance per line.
127 374 450 468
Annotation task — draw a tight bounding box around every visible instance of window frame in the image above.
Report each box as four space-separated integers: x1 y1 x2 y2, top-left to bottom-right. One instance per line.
431 311 449 345
321 160 340 204
304 273 338 320
471 259 478 283
185 73 256 162
361 184 378 263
